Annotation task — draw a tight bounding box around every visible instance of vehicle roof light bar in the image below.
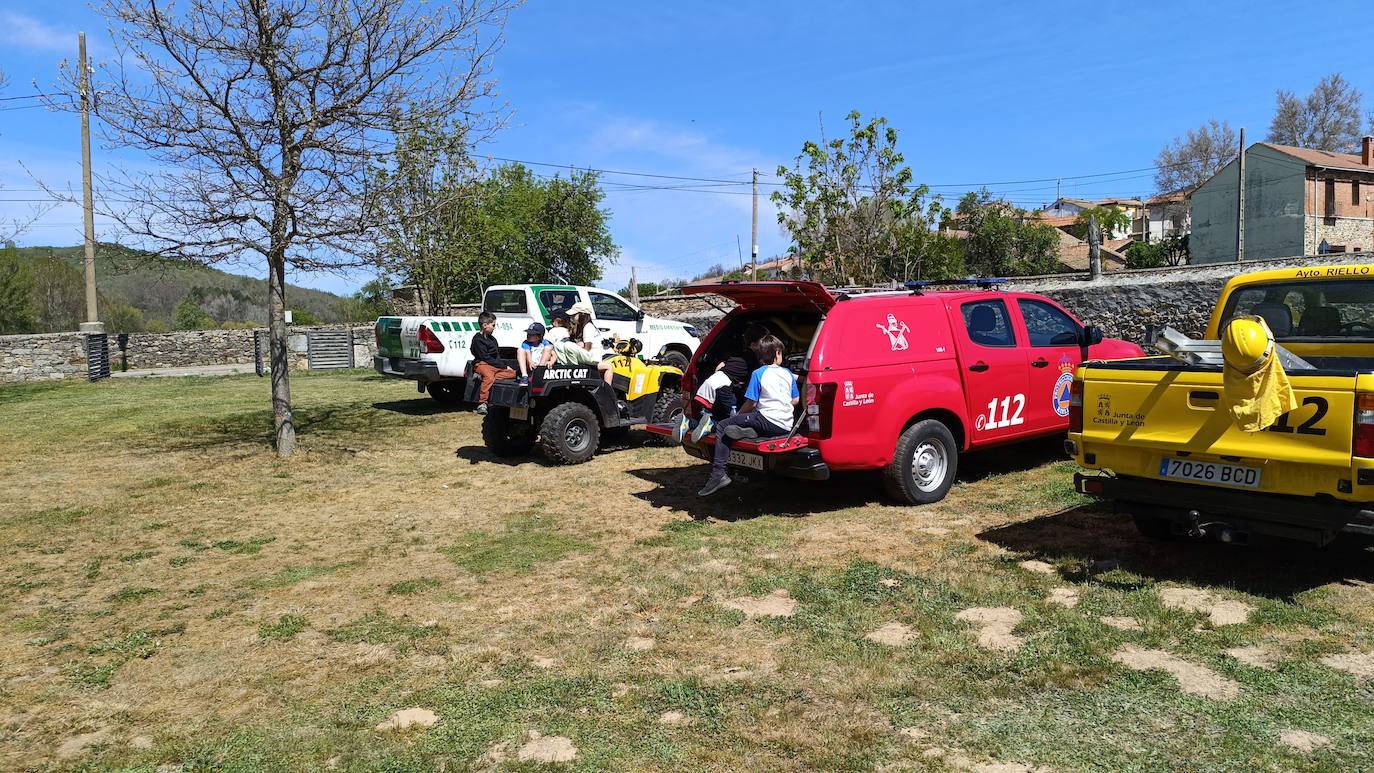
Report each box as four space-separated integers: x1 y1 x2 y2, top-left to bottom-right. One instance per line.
904 278 1006 294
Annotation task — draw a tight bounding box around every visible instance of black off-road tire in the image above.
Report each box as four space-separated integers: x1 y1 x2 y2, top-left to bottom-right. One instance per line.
426 380 467 406
883 419 959 505
649 387 684 445
482 406 536 457
538 401 601 464
660 350 690 371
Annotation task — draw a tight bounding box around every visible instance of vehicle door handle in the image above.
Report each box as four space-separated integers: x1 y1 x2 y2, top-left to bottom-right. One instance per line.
1031 358 1049 368
968 361 990 372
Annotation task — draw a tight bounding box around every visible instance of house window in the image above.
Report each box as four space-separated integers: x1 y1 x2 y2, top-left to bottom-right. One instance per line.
1325 178 1336 216
1354 180 1361 205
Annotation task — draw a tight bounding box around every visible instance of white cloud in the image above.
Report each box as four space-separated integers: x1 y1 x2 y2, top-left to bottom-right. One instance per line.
0 11 74 53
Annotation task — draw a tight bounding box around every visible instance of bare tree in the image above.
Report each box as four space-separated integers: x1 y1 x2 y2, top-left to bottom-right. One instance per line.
1154 119 1238 194
0 68 56 243
1268 73 1365 153
69 0 515 456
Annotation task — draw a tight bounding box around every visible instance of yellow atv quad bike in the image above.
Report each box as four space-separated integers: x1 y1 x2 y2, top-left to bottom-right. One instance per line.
471 338 685 464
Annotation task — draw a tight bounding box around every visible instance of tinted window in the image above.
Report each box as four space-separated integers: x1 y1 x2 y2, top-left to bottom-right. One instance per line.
483 289 527 314
961 300 1016 347
1219 278 1374 339
538 289 579 317
1018 299 1080 346
590 292 638 322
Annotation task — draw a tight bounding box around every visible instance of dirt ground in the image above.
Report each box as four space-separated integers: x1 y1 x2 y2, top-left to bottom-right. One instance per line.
2 371 1373 771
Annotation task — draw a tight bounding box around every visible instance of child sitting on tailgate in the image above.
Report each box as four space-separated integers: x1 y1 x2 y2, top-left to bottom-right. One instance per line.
698 335 797 496
687 356 750 443
516 322 554 385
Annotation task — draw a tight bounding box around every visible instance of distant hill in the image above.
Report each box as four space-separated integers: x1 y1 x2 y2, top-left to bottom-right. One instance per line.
10 245 354 327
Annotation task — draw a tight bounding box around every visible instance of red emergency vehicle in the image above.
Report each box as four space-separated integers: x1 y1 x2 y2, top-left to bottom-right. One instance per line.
650 280 1142 504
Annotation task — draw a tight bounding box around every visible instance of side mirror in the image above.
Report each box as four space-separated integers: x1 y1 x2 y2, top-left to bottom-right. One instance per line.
635 309 646 321
1080 325 1104 347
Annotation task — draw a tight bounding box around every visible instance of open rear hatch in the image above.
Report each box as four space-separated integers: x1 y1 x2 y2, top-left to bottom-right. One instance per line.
682 280 836 312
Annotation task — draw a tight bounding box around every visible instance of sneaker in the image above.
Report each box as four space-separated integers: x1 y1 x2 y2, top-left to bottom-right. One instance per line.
476 403 488 415
517 375 529 385
697 472 732 496
723 425 758 440
691 415 714 443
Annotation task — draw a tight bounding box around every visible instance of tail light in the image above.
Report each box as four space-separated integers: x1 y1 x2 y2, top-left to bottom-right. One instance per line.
1355 393 1374 457
418 324 445 354
804 382 837 439
1068 378 1084 434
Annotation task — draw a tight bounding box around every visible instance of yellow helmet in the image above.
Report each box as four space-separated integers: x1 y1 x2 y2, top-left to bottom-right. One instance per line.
1222 316 1273 374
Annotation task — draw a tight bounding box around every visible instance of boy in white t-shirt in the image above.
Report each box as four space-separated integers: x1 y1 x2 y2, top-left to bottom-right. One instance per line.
699 336 797 496
516 322 554 385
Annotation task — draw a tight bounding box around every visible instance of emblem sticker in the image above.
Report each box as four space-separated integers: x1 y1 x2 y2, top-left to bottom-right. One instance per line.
1052 356 1075 418
875 313 910 351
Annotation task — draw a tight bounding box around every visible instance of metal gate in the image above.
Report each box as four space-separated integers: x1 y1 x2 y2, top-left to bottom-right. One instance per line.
306 329 355 370
85 333 110 381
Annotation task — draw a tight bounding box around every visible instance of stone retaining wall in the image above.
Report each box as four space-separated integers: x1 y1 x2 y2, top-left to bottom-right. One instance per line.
1 325 376 384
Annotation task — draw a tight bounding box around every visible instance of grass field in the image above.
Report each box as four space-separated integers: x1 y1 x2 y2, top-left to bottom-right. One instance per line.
2 370 1373 771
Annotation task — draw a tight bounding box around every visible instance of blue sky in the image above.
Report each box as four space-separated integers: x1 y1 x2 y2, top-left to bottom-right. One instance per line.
2 1 1372 297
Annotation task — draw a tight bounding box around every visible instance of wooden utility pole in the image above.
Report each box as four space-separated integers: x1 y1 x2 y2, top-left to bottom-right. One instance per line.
78 32 102 332
751 168 759 280
628 265 639 306
1236 127 1246 262
1087 215 1102 280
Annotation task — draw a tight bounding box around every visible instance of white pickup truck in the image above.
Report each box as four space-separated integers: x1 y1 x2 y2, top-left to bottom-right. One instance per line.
373 284 702 403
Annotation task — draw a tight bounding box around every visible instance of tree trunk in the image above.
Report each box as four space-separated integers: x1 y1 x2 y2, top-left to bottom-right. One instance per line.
267 250 295 457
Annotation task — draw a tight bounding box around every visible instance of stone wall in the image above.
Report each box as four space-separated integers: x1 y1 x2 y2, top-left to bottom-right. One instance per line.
1004 253 1368 344
1 325 376 384
0 333 88 382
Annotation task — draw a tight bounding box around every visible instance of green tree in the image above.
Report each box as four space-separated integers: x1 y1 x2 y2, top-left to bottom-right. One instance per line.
102 302 146 334
1124 241 1168 269
955 190 1062 277
771 111 941 285
336 278 393 322
30 252 85 332
1072 206 1131 241
174 296 215 330
290 308 320 326
0 246 37 333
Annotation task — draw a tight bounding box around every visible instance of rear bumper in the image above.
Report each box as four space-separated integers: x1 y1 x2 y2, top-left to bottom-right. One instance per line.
680 433 830 481
1075 472 1374 545
374 355 440 383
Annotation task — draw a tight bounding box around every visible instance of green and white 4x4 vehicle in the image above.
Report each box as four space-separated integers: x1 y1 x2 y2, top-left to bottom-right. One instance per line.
373 284 701 403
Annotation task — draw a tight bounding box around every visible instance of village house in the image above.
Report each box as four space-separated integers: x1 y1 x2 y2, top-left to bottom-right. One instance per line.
1144 189 1191 242
1190 138 1374 263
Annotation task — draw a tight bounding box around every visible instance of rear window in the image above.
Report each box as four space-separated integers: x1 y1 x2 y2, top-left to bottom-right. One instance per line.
483 289 527 314
1219 278 1374 339
961 300 1016 347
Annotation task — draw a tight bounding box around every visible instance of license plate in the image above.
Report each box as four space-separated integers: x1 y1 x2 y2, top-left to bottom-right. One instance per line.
1158 458 1261 489
728 450 764 470
509 406 528 421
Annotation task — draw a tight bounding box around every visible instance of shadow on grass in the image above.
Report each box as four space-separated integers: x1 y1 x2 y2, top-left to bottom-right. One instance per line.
958 436 1067 483
979 504 1374 599
371 399 457 416
626 464 881 521
149 403 423 452
454 428 663 467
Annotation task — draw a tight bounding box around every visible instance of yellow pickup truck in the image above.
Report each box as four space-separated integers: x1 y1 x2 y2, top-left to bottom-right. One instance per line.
1067 263 1374 545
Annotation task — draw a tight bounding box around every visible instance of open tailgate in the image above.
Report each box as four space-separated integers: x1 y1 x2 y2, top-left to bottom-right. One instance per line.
645 422 810 453
682 280 835 311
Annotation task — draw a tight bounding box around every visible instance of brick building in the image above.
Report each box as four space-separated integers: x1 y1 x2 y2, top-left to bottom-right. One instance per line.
1190 138 1374 263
